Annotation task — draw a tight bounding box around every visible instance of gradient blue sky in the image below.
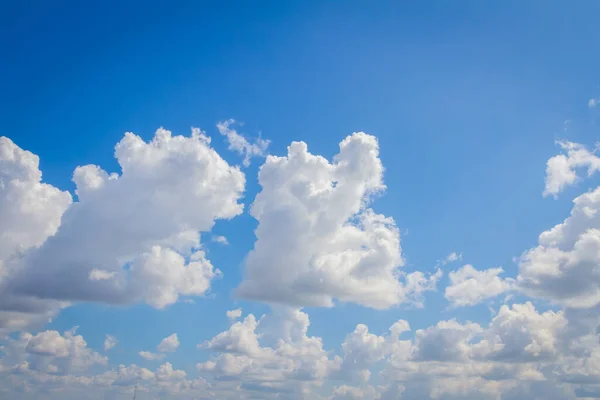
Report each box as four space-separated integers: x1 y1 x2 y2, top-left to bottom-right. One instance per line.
3 1 600 399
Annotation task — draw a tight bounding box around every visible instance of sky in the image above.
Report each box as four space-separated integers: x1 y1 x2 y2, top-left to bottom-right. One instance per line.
2 1 600 399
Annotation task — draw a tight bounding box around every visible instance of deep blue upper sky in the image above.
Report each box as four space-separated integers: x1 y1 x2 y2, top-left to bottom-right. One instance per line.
2 0 600 389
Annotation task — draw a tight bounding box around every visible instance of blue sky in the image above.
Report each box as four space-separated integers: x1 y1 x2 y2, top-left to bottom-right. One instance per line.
3 1 600 399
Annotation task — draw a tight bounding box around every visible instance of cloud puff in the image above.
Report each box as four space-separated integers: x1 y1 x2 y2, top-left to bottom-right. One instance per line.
139 333 180 361
157 333 180 353
543 141 600 197
138 351 165 361
445 264 514 307
518 186 600 308
103 335 117 351
226 308 242 321
217 119 270 167
0 128 245 330
237 132 441 309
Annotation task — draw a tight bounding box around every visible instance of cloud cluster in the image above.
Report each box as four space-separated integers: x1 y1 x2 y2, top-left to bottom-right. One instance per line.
0 129 245 331
3 124 600 399
237 133 441 309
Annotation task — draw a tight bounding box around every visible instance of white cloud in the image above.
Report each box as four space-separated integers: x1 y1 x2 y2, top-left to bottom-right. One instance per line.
445 264 514 307
88 269 116 281
212 235 229 245
413 319 482 362
543 141 600 197
157 333 179 353
226 308 242 321
0 327 107 376
518 186 600 307
138 351 165 361
155 362 186 381
1 303 596 400
198 307 341 392
237 132 441 309
439 252 462 266
0 128 245 330
103 335 117 351
475 302 566 362
216 119 270 167
0 137 72 332
589 98 598 108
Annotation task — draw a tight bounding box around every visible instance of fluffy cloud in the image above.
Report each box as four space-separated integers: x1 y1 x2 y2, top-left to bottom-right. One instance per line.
0 137 72 332
237 133 441 309
157 334 180 353
1 303 596 400
226 308 242 321
217 119 270 167
0 327 106 376
139 333 180 361
518 186 600 308
212 235 229 245
0 128 245 330
198 307 341 394
543 141 600 197
103 335 117 351
445 264 514 307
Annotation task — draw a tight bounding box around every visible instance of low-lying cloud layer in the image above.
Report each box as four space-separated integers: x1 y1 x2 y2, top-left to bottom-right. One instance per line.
2 128 600 399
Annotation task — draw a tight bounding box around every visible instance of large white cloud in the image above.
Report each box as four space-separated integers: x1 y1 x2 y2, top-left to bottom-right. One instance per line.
518 186 600 308
0 128 245 330
237 132 441 309
0 137 72 332
445 264 514 307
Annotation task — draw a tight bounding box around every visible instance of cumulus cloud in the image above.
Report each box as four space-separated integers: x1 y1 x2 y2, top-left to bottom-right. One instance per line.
226 308 242 321
0 327 106 376
139 333 180 361
157 333 180 353
445 264 514 307
212 235 229 245
237 132 441 309
0 137 72 331
543 141 600 197
198 307 341 394
518 186 600 308
0 128 245 330
2 302 597 399
217 119 270 167
103 335 117 351
138 351 165 361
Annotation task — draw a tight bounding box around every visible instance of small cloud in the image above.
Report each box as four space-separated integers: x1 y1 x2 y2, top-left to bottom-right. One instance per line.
226 308 242 321
212 235 229 245
216 119 270 167
138 351 165 361
89 269 116 281
157 333 179 353
437 252 462 266
589 98 599 108
104 334 117 351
